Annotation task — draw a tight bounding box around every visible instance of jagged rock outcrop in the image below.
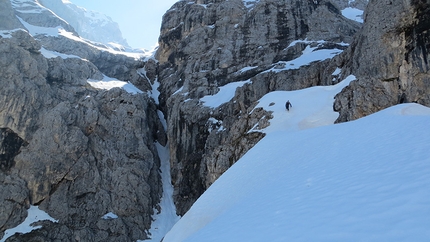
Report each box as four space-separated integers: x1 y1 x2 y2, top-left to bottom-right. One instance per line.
10 0 77 34
0 29 162 242
334 0 430 122
0 0 164 241
156 0 364 215
10 0 151 93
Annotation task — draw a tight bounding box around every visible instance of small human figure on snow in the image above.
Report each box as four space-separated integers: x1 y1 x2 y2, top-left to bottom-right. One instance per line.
285 100 292 111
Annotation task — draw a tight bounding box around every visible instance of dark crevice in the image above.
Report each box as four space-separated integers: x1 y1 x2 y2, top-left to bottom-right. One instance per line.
399 93 407 103
34 198 45 206
404 1 430 67
0 128 28 172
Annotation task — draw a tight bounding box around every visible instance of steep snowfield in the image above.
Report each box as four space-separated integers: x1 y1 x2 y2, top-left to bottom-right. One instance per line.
163 75 430 241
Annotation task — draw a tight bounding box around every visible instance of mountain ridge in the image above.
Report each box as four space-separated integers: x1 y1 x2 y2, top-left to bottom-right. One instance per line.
38 0 129 48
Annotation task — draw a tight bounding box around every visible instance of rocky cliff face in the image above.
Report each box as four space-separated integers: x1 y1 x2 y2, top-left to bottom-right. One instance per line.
156 0 365 215
10 0 150 92
334 0 430 122
0 0 163 241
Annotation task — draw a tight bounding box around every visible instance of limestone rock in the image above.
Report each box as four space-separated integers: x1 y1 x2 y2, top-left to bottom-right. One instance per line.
11 0 77 35
0 27 162 242
334 0 430 122
0 174 29 239
0 0 23 30
11 0 150 93
7 0 429 240
1 0 164 240
156 0 363 215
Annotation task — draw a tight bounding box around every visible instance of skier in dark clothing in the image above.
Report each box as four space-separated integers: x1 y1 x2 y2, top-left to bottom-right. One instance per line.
285 100 292 111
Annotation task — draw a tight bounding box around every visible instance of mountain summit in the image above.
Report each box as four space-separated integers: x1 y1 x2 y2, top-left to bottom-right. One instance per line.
38 0 129 48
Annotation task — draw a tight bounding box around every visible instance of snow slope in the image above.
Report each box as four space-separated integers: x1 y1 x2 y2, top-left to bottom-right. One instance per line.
163 75 430 241
140 143 180 242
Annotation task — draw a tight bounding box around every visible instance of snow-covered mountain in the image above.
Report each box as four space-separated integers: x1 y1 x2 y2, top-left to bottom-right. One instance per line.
162 77 430 241
38 0 129 48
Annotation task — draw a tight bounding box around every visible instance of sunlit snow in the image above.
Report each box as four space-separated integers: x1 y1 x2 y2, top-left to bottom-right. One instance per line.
40 47 81 59
249 75 356 133
87 76 143 94
266 45 343 73
17 16 63 37
15 10 148 60
162 73 430 241
11 0 46 14
200 80 251 108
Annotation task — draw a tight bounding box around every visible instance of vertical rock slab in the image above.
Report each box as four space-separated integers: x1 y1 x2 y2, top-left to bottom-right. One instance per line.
334 0 430 122
0 23 162 242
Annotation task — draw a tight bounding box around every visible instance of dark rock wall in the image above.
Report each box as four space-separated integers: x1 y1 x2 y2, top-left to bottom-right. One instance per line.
334 0 430 122
0 0 164 239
